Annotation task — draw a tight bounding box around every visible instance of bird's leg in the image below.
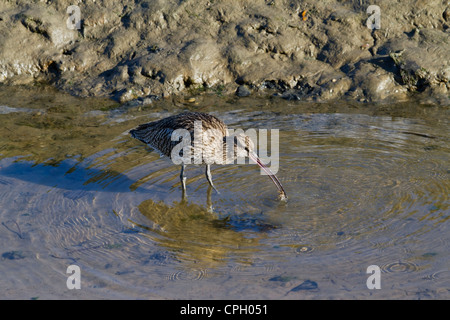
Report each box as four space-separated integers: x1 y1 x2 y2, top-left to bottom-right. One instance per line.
206 184 213 213
180 164 187 195
205 164 220 194
181 188 187 202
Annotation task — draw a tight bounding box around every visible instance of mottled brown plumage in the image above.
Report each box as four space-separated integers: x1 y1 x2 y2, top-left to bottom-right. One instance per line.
130 111 287 199
130 112 228 162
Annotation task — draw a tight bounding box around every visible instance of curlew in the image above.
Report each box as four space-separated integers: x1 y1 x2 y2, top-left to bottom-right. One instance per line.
129 111 287 199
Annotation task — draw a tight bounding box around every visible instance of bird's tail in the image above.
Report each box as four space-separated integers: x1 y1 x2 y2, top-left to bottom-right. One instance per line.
129 123 153 144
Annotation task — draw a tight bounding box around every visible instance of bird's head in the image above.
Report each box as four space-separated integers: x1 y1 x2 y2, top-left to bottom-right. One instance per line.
233 132 255 158
227 132 287 201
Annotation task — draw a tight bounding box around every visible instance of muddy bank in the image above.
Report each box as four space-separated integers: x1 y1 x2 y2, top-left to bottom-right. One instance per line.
0 0 449 104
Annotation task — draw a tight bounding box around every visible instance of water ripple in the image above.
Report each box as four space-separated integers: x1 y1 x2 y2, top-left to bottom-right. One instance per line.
1 95 448 299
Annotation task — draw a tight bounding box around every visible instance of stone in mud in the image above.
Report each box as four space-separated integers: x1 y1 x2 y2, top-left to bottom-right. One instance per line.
236 85 251 97
346 61 408 102
277 59 352 101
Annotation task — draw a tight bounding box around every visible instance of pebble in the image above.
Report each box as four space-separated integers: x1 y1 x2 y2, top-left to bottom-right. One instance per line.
236 85 251 97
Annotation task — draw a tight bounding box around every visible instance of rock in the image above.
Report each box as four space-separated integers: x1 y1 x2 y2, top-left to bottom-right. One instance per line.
347 61 407 102
236 85 251 97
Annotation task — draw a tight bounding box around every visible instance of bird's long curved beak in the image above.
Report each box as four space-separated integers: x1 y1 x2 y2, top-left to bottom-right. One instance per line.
248 152 287 200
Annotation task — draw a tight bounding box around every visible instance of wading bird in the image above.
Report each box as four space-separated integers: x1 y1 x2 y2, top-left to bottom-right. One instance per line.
129 111 287 200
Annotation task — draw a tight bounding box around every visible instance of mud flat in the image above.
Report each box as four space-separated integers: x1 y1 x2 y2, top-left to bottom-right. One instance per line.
0 0 449 104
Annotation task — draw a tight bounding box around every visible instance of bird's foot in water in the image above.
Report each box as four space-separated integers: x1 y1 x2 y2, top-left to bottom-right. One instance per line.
278 191 288 201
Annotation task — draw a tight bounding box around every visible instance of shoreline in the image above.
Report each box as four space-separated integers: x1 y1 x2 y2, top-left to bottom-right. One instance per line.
0 0 449 105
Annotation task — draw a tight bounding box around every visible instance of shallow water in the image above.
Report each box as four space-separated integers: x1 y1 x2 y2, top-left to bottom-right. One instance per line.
0 85 448 299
